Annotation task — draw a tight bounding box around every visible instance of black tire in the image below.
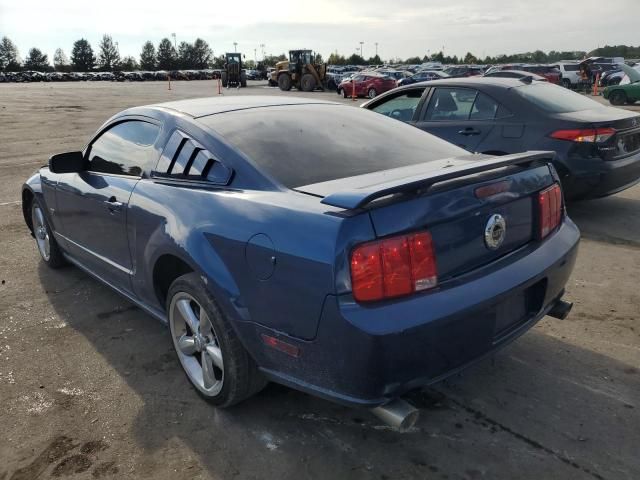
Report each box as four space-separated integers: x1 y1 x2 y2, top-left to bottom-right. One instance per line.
240 71 247 88
31 200 66 268
278 73 292 91
609 90 627 106
167 273 267 407
367 88 377 99
221 72 228 88
300 73 316 92
562 78 571 89
339 88 346 98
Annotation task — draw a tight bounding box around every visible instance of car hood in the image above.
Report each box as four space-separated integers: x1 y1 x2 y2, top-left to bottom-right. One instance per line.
620 64 640 83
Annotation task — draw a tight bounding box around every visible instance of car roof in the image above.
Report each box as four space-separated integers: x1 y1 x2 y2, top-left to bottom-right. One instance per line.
147 96 339 118
405 77 529 89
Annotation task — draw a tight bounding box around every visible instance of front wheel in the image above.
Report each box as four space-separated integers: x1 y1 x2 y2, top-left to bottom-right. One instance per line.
562 78 571 89
167 273 266 407
31 201 66 268
300 73 316 92
609 90 627 106
278 74 292 91
221 72 228 88
367 88 377 99
240 72 247 88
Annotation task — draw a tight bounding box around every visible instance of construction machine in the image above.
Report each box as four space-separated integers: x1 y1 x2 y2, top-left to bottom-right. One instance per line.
272 50 327 92
221 52 247 88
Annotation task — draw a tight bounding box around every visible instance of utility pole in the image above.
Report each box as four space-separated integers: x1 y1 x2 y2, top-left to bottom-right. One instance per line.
233 42 238 53
171 33 177 49
260 44 265 60
360 41 364 59
375 42 378 58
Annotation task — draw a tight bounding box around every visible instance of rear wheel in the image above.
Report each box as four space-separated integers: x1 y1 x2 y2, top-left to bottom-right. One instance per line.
167 273 267 407
278 74 292 91
609 90 627 106
367 88 377 99
301 73 316 92
562 78 571 88
240 71 247 88
31 201 66 268
221 72 228 88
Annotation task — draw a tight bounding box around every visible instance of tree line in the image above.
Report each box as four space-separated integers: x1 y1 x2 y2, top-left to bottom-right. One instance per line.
2 34 639 72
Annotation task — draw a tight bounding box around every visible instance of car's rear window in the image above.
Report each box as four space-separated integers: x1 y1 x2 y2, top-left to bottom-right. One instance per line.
513 83 605 113
199 104 465 188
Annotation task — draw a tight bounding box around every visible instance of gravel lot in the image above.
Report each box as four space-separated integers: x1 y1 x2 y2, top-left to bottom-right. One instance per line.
0 80 639 480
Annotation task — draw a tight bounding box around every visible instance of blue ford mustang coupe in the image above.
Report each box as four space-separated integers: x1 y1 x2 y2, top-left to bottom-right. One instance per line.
22 96 579 427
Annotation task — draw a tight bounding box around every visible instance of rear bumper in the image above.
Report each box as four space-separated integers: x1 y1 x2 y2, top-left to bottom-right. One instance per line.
250 219 580 407
561 150 640 200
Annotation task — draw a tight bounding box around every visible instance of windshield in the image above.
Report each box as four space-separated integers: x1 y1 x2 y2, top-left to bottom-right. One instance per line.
513 83 605 113
199 104 465 188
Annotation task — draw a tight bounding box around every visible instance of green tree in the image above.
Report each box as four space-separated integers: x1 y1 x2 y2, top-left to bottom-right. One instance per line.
367 54 382 65
23 48 50 71
327 52 346 65
53 48 71 72
139 41 156 70
346 53 365 65
119 56 139 71
157 38 177 70
71 38 95 71
191 38 213 69
98 34 120 70
177 41 193 68
315 53 324 64
463 52 478 64
404 56 422 64
0 36 21 71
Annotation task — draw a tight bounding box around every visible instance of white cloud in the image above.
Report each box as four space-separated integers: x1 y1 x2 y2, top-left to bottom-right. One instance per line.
0 0 638 61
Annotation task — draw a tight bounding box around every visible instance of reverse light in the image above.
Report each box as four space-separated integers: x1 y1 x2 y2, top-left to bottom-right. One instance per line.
550 127 616 143
350 231 437 302
538 183 563 239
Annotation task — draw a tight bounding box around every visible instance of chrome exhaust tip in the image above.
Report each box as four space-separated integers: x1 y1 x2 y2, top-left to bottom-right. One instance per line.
371 399 419 430
548 299 573 320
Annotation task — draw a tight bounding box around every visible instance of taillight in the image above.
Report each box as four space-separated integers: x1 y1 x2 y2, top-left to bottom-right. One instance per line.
350 231 437 302
550 127 616 143
538 183 563 239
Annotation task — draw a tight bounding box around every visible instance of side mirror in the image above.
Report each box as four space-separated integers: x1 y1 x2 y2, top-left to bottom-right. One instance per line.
49 151 85 174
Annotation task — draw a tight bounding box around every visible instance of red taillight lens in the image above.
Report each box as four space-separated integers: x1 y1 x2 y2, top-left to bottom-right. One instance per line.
550 127 615 143
350 231 437 302
538 183 563 239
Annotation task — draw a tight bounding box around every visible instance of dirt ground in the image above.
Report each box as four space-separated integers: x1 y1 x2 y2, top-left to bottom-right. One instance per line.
0 80 639 480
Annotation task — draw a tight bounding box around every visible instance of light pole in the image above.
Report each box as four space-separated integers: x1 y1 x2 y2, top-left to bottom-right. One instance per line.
359 41 364 59
254 48 257 63
375 42 378 58
171 33 176 49
233 42 238 53
260 44 265 60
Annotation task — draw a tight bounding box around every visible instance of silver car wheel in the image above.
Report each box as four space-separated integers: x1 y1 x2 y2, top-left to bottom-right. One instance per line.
32 205 51 261
169 292 224 396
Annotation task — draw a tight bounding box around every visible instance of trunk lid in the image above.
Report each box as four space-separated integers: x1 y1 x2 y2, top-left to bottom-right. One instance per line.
297 152 556 280
554 108 640 160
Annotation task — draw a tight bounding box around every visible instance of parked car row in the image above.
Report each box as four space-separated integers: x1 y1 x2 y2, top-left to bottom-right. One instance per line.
0 69 225 83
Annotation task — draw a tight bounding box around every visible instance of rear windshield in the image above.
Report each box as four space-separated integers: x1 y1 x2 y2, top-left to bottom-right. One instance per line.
513 83 605 113
199 104 465 188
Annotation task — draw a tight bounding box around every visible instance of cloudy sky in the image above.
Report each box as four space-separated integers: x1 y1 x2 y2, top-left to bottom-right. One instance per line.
0 0 638 62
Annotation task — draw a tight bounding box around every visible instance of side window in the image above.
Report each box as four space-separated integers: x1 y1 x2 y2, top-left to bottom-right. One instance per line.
370 89 425 122
154 130 232 184
87 121 159 176
424 88 477 121
470 92 499 120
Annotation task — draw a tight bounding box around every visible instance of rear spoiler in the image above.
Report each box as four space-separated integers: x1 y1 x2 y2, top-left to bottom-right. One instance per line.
298 151 555 210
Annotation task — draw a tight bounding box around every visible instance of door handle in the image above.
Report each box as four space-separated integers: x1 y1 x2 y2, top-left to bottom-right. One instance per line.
458 128 481 136
105 196 124 212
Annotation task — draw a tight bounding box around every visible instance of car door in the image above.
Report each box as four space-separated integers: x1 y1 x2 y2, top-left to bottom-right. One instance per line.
415 87 498 152
54 119 161 291
368 87 428 124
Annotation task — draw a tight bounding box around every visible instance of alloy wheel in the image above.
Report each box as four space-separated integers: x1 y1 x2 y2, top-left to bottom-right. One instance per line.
32 205 51 261
169 292 224 396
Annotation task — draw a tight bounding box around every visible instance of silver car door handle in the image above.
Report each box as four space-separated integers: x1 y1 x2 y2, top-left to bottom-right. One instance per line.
105 196 124 212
